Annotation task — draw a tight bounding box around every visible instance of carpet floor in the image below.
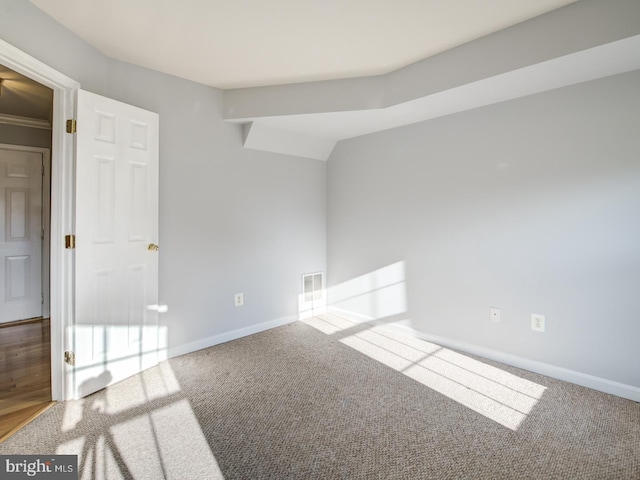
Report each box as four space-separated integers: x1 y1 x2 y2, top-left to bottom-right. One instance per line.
1 314 638 479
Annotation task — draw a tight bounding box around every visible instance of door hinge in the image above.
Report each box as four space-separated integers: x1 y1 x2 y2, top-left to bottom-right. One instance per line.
65 234 76 249
64 351 76 366
66 119 77 134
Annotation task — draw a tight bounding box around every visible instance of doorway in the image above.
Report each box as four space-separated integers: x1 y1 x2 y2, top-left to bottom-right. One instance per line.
0 64 54 440
1 38 160 410
0 38 79 408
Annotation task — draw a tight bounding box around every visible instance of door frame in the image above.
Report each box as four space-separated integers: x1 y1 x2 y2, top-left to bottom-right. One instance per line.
0 38 79 401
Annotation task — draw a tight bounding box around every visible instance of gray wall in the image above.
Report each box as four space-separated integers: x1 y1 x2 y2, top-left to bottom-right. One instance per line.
0 0 326 352
224 0 640 120
328 71 640 388
3 0 636 391
0 124 52 149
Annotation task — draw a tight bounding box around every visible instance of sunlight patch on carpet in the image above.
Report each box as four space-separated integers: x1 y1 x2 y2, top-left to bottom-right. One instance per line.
306 314 546 431
56 362 225 479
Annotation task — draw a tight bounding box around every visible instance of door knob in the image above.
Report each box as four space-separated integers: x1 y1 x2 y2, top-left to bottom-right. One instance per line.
148 243 159 252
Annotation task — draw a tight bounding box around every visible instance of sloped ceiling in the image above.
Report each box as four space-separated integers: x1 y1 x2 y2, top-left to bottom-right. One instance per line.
26 1 640 160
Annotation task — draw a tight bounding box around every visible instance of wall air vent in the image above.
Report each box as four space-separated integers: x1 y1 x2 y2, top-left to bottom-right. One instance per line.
302 272 324 303
299 272 326 320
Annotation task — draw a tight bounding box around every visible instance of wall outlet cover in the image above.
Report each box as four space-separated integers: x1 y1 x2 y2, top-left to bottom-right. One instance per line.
531 313 545 332
490 307 500 323
235 293 244 307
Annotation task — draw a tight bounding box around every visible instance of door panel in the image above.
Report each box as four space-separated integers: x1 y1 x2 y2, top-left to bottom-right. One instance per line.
0 147 43 324
73 90 159 399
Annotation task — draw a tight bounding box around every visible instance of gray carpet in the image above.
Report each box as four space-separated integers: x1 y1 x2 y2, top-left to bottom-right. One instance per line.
1 315 639 479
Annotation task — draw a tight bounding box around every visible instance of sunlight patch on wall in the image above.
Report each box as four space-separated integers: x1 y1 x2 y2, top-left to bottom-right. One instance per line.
328 261 407 321
306 313 546 431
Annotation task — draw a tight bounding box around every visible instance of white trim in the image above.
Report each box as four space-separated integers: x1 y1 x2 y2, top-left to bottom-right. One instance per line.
0 113 51 130
327 306 374 324
298 305 327 320
168 315 298 359
0 37 80 401
42 148 51 319
328 306 640 402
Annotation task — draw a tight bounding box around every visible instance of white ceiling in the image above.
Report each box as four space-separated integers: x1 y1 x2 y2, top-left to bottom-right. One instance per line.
236 33 640 160
22 0 639 161
29 0 576 89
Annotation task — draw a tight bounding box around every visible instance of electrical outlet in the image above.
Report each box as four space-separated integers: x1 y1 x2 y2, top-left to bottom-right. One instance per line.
531 313 545 332
490 307 500 323
234 293 244 307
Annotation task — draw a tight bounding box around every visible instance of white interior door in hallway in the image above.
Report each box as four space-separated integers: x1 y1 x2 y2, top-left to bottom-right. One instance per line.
72 89 160 399
0 145 44 324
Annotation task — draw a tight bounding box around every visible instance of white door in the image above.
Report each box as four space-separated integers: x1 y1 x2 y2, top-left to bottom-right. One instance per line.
0 146 43 324
72 90 159 399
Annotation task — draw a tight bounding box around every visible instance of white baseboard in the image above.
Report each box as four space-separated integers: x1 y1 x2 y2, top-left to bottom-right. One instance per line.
328 307 640 403
167 314 298 359
298 304 327 320
326 306 375 323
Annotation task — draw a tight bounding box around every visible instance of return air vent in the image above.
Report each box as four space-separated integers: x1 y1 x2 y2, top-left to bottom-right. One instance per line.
302 272 324 303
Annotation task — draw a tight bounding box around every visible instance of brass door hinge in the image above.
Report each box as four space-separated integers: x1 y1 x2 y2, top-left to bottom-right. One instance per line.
65 234 76 249
66 119 77 134
64 351 76 366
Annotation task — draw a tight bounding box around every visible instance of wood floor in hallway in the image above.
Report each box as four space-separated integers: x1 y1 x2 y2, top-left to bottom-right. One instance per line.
0 318 53 442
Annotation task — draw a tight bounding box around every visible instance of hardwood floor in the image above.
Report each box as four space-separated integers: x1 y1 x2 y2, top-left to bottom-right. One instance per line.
0 318 53 442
